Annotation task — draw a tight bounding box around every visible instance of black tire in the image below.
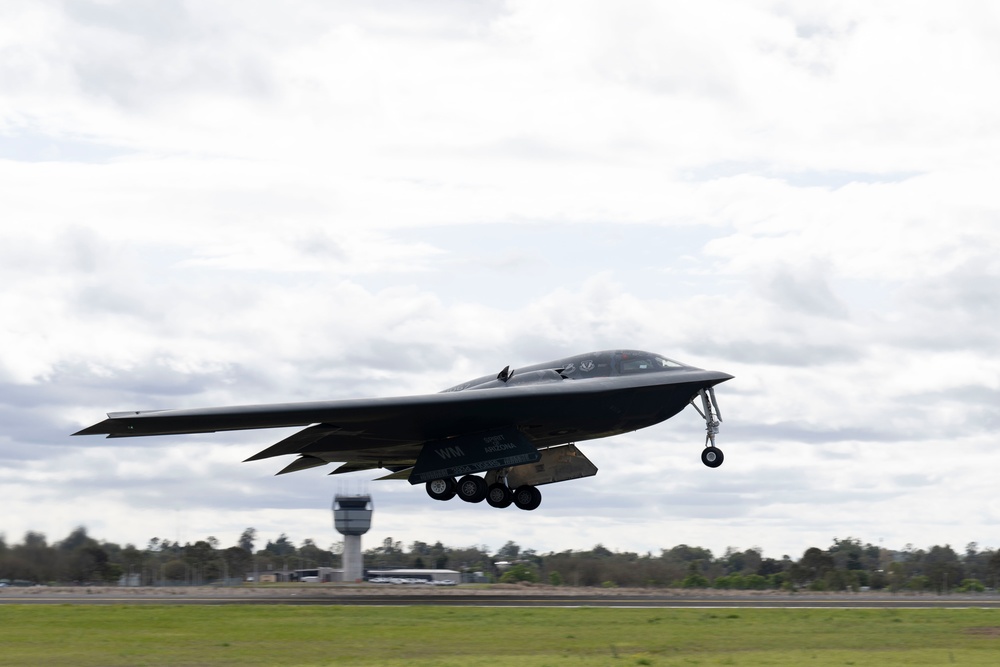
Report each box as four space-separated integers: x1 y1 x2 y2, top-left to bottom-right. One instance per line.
513 484 542 511
701 446 724 468
426 477 456 501
486 483 513 508
456 475 487 503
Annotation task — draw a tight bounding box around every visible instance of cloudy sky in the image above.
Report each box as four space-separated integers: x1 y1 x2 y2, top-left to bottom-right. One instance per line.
2 0 998 560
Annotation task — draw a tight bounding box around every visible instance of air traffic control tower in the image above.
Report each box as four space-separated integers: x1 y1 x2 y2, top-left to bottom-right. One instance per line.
333 494 373 582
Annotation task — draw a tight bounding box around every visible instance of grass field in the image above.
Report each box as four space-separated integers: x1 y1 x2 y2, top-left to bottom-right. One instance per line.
0 605 998 666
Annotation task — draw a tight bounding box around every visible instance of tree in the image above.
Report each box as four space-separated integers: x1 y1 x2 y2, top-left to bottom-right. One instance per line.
447 545 491 572
499 563 538 583
496 541 521 560
679 560 709 588
66 544 112 583
757 558 785 576
987 551 1000 589
663 544 713 564
362 538 404 568
299 539 334 569
184 541 219 582
121 544 143 569
238 528 256 553
382 537 403 555
162 559 188 582
9 532 53 583
681 572 709 588
962 543 992 583
23 532 47 549
886 562 906 592
797 547 835 583
430 541 449 569
265 534 295 557
590 544 614 558
59 526 94 553
222 546 252 580
723 547 762 574
924 544 963 593
957 578 985 592
722 547 745 573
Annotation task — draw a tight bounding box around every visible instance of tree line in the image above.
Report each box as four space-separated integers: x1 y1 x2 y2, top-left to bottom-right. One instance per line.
1 527 998 593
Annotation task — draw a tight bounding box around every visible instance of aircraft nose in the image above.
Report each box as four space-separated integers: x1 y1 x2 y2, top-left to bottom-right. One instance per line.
705 370 734 384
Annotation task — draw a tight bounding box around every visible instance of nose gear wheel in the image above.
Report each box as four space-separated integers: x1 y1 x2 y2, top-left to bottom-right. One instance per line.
701 446 723 468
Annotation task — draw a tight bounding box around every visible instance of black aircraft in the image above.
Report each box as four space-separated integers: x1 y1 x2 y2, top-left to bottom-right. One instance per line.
74 349 732 511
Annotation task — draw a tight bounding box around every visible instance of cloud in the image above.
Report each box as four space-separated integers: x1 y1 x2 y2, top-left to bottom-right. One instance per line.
761 263 848 319
0 1 998 559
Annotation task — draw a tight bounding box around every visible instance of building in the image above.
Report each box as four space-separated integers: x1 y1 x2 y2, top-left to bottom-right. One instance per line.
333 494 373 582
366 568 460 585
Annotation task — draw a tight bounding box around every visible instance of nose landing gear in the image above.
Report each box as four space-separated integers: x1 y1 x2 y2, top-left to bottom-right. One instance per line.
692 387 724 468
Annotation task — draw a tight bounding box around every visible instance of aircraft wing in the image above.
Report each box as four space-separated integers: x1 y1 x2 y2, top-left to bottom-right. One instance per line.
74 368 731 476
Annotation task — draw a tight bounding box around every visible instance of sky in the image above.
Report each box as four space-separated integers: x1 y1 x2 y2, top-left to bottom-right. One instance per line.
2 0 999 561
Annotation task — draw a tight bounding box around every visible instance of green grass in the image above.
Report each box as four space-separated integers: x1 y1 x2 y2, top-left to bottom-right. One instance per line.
0 606 998 666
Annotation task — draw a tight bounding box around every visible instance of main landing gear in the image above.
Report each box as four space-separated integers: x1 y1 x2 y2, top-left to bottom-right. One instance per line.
692 386 725 468
425 474 541 511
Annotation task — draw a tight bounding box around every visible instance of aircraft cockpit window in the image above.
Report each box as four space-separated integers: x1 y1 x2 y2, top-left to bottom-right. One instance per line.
621 358 654 373
619 355 686 374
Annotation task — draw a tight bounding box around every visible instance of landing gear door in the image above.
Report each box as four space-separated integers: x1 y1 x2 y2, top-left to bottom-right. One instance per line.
489 443 598 488
407 428 540 485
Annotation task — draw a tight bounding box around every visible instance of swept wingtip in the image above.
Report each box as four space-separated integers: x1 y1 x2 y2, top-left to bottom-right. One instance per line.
72 420 113 437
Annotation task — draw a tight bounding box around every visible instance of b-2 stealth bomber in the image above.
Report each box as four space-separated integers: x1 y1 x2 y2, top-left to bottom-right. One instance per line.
75 349 732 511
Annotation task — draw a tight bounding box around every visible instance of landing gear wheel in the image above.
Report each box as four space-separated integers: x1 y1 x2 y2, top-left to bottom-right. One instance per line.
426 477 456 501
486 483 513 508
512 484 542 511
456 475 488 503
701 446 724 468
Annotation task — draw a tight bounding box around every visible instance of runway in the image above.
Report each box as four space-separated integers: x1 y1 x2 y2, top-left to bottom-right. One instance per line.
3 587 1000 608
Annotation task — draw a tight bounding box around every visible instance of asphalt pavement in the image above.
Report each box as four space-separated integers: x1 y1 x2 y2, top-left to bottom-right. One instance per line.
3 586 1000 608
